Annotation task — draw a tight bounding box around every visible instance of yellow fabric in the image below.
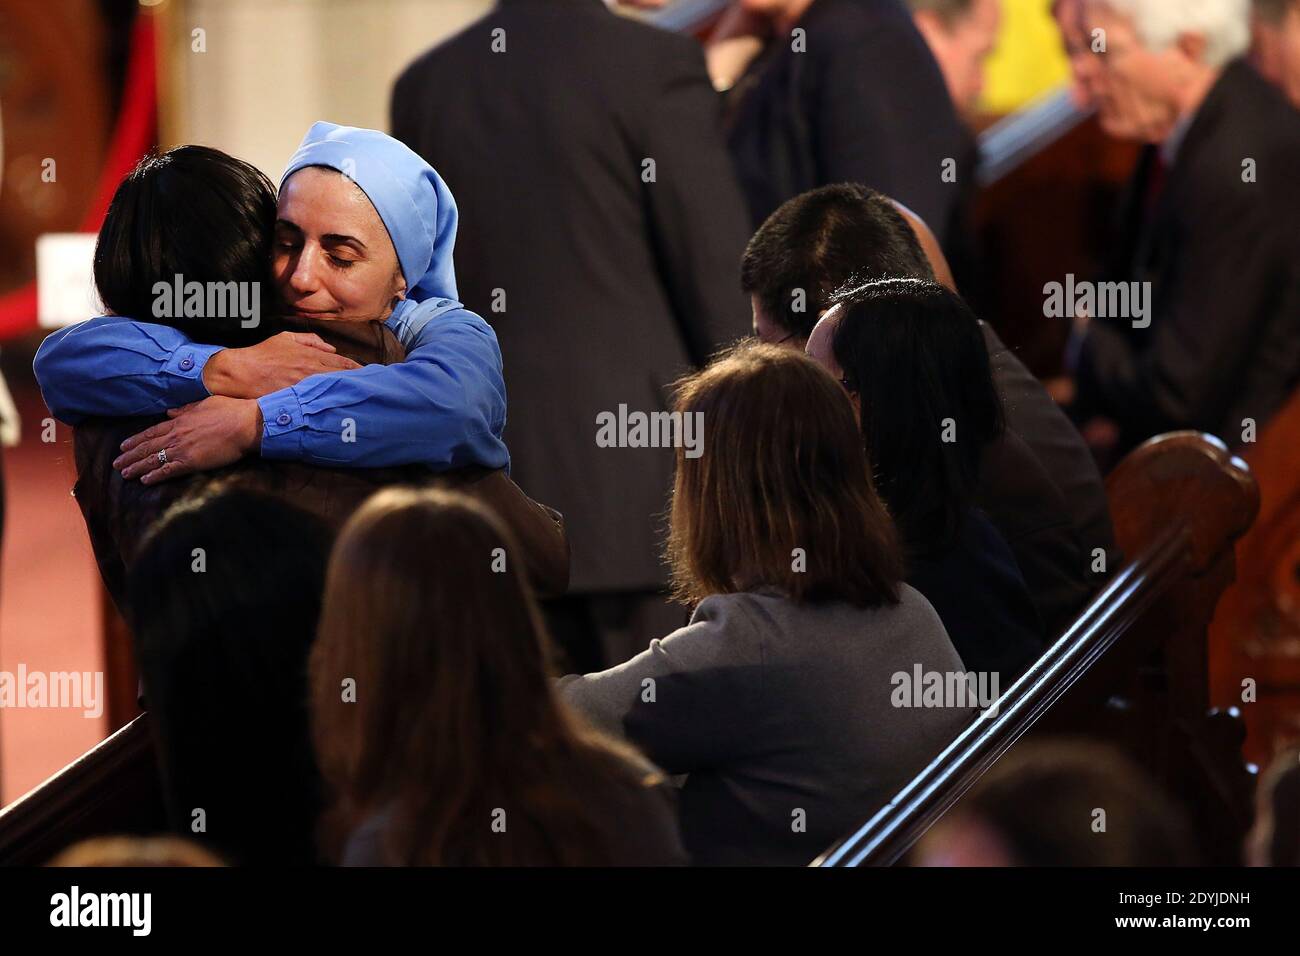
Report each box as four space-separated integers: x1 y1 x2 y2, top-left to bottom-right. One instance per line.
980 0 1071 114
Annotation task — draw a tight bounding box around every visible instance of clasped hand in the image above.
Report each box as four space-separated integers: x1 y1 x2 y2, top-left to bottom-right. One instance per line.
112 331 361 484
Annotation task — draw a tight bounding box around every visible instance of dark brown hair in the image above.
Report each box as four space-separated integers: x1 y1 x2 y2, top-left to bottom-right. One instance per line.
310 487 658 865
666 342 902 608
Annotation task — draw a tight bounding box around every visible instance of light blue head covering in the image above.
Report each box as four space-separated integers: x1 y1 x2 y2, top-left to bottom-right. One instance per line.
281 121 459 303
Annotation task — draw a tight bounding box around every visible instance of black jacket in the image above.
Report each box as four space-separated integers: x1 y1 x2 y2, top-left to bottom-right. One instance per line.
982 322 1116 606
907 509 1044 684
724 0 970 247
1080 59 1300 449
391 0 753 594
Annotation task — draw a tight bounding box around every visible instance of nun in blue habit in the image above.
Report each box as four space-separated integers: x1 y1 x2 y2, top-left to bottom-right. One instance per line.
35 121 509 475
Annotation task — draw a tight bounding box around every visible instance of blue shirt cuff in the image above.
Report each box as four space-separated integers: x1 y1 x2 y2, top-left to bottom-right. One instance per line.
160 342 223 402
257 388 306 459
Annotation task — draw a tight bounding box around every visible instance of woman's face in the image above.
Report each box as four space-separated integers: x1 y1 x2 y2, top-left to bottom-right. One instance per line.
273 166 406 322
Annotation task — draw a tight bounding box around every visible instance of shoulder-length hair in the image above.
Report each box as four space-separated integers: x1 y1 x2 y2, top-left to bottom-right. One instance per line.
310 488 656 866
829 279 1004 554
666 342 902 608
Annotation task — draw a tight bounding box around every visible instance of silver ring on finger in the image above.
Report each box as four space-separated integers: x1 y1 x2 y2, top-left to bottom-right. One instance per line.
158 448 169 466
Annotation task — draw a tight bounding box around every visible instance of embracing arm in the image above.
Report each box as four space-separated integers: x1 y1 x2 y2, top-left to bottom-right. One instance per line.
34 317 222 424
59 301 509 482
255 303 509 471
33 315 359 424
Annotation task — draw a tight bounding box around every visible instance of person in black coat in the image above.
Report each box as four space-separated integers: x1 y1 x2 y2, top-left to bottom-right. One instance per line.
719 0 972 249
390 0 754 669
742 184 1108 636
807 279 1045 681
1072 0 1300 451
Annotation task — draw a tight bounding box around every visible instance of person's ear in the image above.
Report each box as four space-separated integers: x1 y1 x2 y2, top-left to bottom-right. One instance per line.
912 9 949 49
1175 30 1207 66
391 269 407 306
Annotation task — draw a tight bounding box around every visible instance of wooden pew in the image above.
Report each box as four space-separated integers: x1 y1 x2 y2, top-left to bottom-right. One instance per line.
1 431 1257 866
0 715 164 866
1207 388 1300 766
815 431 1259 867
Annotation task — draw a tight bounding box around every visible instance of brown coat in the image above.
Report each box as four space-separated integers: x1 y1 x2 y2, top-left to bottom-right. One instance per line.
72 319 568 611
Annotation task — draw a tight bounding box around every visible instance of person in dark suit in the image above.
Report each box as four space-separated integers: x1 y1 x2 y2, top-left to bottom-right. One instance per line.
1071 0 1300 451
391 0 753 670
717 0 972 250
742 184 1110 635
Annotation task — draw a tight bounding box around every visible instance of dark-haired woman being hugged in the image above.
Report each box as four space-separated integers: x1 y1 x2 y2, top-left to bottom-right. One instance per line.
310 488 685 866
560 343 970 866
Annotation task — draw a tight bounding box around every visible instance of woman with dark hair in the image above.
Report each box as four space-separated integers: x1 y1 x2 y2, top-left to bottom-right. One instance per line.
560 343 969 866
33 141 567 605
310 487 685 866
805 278 1043 681
35 122 508 481
126 488 332 865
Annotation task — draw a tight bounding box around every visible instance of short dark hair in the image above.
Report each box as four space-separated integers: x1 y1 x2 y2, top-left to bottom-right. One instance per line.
830 279 1002 553
740 183 934 340
94 145 279 347
127 488 332 864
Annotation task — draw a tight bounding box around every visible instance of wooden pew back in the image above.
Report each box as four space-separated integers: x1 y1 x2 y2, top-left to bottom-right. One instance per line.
815 432 1258 866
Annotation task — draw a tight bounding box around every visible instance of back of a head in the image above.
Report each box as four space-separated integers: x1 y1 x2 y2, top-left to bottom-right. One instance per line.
830 279 1003 552
94 145 280 347
667 342 902 608
126 488 333 864
48 836 226 868
312 487 646 865
741 183 935 341
943 739 1199 866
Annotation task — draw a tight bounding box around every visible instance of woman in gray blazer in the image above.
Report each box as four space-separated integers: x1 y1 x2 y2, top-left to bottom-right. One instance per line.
560 343 975 866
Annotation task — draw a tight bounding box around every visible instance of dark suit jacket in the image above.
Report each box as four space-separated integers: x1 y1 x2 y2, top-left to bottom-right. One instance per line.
391 0 752 594
906 509 1044 684
724 0 970 246
975 429 1092 639
1080 59 1300 448
982 322 1117 576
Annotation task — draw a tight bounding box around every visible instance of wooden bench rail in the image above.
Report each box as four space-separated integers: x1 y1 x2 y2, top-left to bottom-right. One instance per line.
0 715 161 866
814 432 1259 867
1 434 1258 867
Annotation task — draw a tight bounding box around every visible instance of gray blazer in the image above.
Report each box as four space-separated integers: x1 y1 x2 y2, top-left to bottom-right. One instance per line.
559 586 974 865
